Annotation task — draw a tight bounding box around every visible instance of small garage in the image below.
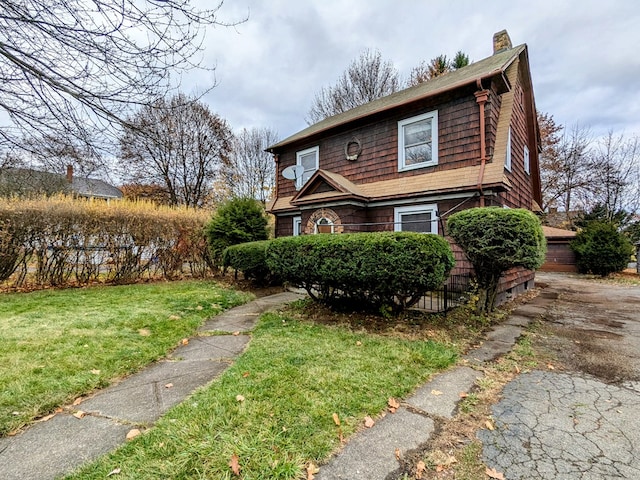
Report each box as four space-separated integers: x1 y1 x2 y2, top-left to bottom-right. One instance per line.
540 226 577 272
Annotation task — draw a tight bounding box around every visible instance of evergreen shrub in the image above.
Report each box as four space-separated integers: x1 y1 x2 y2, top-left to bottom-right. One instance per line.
265 232 455 312
571 221 633 276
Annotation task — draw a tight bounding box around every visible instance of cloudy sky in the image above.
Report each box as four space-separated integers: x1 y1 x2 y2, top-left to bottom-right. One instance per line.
189 0 639 143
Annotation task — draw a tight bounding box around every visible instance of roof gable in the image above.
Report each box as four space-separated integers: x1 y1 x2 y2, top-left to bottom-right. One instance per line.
291 169 368 205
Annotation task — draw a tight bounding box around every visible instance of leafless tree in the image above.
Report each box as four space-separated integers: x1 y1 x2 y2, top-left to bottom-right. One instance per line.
119 94 233 208
306 49 400 124
221 127 278 203
538 112 594 215
0 0 241 155
588 132 640 218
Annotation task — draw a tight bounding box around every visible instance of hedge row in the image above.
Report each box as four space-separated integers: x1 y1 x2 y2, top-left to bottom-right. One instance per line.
0 196 213 287
224 232 455 311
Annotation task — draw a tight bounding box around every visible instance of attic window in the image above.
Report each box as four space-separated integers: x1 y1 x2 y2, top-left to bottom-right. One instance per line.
398 111 438 171
296 146 319 189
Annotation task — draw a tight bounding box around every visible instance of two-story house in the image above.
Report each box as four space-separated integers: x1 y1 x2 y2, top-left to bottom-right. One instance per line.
267 30 541 297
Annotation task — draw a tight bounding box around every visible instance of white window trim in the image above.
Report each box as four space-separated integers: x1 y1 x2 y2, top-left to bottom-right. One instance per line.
394 204 438 234
398 111 438 172
523 144 530 174
505 127 512 171
296 146 319 189
293 216 302 236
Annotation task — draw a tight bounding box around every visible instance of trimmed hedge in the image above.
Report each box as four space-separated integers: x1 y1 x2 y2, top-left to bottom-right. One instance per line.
447 207 546 313
0 196 212 287
265 232 455 311
571 221 633 276
223 240 274 284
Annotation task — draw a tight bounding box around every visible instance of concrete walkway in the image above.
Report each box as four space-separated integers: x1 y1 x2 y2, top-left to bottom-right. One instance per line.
0 292 303 480
315 287 559 480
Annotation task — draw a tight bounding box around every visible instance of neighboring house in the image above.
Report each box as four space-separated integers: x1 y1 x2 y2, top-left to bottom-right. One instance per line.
0 165 122 200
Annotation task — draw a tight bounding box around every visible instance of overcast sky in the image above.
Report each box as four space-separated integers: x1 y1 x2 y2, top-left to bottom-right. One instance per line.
188 0 639 143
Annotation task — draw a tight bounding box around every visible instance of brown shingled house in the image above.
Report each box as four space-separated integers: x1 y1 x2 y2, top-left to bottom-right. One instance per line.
267 30 542 296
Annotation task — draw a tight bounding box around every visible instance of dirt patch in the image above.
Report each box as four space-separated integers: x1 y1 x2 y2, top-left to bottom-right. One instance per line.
590 318 625 328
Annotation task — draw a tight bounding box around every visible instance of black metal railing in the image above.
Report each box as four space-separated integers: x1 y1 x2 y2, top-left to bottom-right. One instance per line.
413 272 472 313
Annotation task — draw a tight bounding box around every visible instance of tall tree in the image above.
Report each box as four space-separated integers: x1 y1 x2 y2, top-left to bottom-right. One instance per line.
588 132 640 218
119 94 233 208
0 1 240 154
407 51 470 87
306 49 400 124
538 112 593 215
221 127 279 203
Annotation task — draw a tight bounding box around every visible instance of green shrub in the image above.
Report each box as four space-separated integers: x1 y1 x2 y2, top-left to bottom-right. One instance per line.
265 232 455 312
223 240 275 284
205 198 269 267
447 207 546 313
571 221 633 276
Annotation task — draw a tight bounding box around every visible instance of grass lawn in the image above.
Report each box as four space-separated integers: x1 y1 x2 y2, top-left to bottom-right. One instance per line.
65 304 458 480
0 281 252 436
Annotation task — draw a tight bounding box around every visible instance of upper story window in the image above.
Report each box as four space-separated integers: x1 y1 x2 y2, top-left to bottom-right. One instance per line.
505 127 512 171
398 111 438 171
394 204 438 234
296 146 319 189
523 144 530 174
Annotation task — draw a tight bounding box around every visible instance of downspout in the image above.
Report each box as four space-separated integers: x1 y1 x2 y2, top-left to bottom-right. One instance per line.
475 79 489 207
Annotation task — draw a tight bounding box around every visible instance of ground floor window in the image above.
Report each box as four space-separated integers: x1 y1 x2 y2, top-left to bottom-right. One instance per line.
394 204 438 234
315 217 334 234
293 216 302 236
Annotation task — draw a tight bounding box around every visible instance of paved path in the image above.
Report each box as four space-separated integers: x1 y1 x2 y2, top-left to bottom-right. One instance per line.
0 292 302 480
479 273 640 479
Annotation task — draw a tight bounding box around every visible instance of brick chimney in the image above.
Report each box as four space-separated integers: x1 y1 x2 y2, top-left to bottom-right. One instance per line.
66 165 73 183
493 29 512 54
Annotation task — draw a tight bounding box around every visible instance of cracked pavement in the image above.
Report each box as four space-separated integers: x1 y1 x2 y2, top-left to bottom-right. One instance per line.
480 273 640 479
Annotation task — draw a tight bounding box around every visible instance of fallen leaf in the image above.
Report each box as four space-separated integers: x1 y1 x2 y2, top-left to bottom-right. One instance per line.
181 338 189 346
229 453 241 476
395 448 401 460
436 464 445 472
459 392 468 399
232 331 241 336
515 364 521 374
91 369 101 375
138 328 151 336
126 429 141 441
485 419 495 430
242 371 250 378
72 397 83 406
37 413 56 423
332 413 341 426
306 462 320 480
236 394 245 402
169 315 180 320
416 460 426 479
356 341 362 346
547 363 555 370
364 416 375 428
196 305 204 311
165 383 174 389
106 468 121 476
73 410 86 419
486 467 505 479
388 397 400 413
11 411 20 416
431 389 443 396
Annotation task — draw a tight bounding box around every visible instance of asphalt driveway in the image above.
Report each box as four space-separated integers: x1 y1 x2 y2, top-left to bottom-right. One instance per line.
480 272 640 479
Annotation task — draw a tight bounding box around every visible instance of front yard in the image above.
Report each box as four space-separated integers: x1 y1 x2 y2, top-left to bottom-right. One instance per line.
0 281 252 436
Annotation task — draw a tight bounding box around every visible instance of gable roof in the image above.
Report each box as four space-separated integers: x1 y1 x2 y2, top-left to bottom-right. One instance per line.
71 176 123 199
268 44 525 152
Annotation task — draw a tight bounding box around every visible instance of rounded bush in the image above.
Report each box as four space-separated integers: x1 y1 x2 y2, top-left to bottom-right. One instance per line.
265 232 455 311
223 240 274 284
571 221 633 276
447 207 546 312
